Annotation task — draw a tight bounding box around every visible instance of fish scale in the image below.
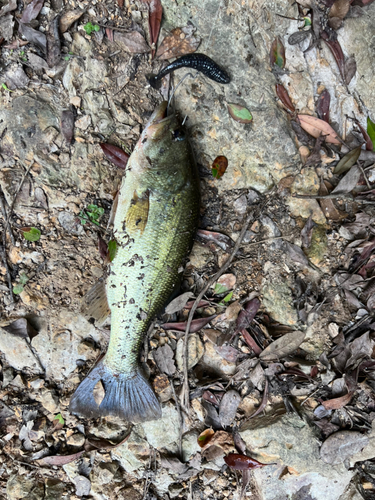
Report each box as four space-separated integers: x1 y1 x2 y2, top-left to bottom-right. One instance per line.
70 102 200 422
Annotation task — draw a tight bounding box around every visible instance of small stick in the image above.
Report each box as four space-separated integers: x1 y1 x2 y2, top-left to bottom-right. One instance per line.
359 163 371 190
0 187 15 245
4 161 33 238
181 192 273 411
0 244 14 303
170 378 183 460
293 192 375 205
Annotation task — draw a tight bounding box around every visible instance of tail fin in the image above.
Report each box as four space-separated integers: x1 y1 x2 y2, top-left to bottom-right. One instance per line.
69 361 161 422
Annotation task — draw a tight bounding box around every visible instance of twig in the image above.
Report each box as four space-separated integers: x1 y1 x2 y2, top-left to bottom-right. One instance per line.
4 161 33 238
293 192 375 204
0 187 15 245
359 163 371 190
0 244 14 304
181 192 274 411
170 378 183 460
96 23 132 33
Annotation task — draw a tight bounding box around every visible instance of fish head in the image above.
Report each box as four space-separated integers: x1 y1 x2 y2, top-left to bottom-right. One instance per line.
138 102 189 167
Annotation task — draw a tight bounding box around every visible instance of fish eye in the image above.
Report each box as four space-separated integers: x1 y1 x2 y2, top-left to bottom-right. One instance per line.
172 129 186 141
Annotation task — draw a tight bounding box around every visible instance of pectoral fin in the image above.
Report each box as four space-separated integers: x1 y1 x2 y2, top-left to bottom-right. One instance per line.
125 190 150 235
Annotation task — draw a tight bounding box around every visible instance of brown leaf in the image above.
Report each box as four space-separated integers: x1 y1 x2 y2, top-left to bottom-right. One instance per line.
153 344 176 376
61 109 74 144
246 379 269 419
318 179 347 221
211 155 228 179
297 114 340 144
21 0 44 23
39 451 84 466
165 292 194 314
219 390 241 427
225 300 242 322
156 25 201 60
301 215 315 249
161 314 216 333
201 431 234 461
259 331 306 361
59 9 84 33
316 89 330 123
141 0 162 58
224 453 271 470
275 84 295 113
85 432 131 451
197 428 215 448
106 28 114 42
46 16 61 68
344 56 356 85
329 0 350 21
114 31 150 53
217 273 236 291
100 143 129 169
270 37 285 68
321 392 354 410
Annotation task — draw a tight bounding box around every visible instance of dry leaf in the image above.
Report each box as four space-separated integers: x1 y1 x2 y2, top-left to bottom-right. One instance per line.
275 83 295 113
39 451 84 466
165 292 194 314
161 314 216 333
197 428 215 448
259 331 306 361
219 390 241 427
153 344 176 376
21 0 44 23
156 25 201 60
297 115 340 144
318 179 347 221
334 147 361 175
332 165 361 194
316 89 330 123
114 31 150 53
321 392 354 410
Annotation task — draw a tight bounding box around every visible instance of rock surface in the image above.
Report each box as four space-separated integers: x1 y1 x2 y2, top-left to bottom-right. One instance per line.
240 414 355 500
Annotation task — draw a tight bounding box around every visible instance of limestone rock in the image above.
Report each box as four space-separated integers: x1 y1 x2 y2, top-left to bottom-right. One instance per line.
240 414 354 500
262 280 299 326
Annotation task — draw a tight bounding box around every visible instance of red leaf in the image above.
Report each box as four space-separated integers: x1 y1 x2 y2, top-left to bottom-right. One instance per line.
161 314 216 333
275 84 295 113
100 143 129 169
241 329 262 355
202 390 222 406
98 236 108 261
236 299 260 331
106 28 114 42
224 453 271 470
321 32 346 82
184 300 210 310
316 89 330 123
352 117 373 151
141 0 162 58
321 391 354 410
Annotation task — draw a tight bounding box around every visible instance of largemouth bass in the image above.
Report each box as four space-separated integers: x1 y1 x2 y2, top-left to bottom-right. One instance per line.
70 102 200 422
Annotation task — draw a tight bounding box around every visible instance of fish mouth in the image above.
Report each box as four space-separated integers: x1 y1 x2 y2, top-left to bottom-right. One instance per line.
143 102 176 141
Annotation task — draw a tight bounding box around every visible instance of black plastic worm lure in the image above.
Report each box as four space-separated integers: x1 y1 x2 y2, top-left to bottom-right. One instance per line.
148 53 231 87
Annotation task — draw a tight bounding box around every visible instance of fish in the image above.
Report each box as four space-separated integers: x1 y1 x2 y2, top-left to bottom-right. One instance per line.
148 53 231 88
70 102 200 422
